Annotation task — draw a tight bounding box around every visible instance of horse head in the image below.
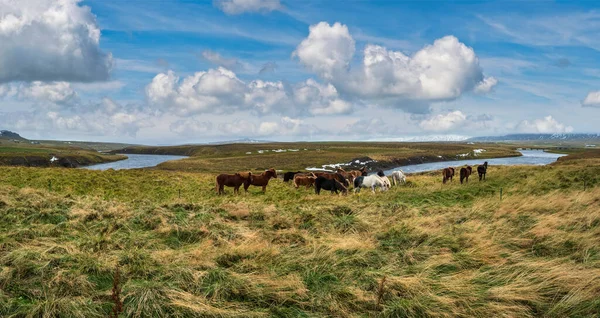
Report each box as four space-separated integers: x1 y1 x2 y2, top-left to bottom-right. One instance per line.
360 167 368 176
266 168 277 179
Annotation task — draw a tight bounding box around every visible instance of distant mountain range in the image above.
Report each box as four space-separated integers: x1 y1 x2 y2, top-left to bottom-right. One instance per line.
468 133 600 142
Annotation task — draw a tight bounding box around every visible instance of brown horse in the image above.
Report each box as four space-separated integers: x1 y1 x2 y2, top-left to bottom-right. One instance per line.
460 166 472 184
336 168 355 183
216 172 252 195
313 172 350 187
343 167 368 183
293 173 317 189
244 168 277 193
442 167 455 184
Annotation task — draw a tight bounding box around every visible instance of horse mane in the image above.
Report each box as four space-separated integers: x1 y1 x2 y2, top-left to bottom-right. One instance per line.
377 170 385 177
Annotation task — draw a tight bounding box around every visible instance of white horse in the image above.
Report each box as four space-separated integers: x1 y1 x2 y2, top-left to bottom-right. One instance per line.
381 175 391 188
354 175 388 193
391 170 406 186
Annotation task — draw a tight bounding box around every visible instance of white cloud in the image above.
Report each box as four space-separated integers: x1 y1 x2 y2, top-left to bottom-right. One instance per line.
0 81 78 106
293 79 352 115
516 116 573 133
170 118 213 135
582 91 600 107
218 119 256 135
294 22 355 80
146 68 247 116
214 0 281 15
146 69 352 116
18 81 78 105
419 110 467 132
0 0 113 83
294 22 494 112
474 76 498 94
200 50 242 69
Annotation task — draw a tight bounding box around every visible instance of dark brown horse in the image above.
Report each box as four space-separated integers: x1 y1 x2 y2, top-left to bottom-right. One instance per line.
336 168 355 183
283 171 302 182
244 168 277 193
477 162 488 181
216 172 252 195
442 167 455 184
313 172 350 187
460 166 472 184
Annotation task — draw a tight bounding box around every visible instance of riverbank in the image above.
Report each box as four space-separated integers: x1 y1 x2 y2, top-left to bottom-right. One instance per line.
111 142 520 172
0 145 127 168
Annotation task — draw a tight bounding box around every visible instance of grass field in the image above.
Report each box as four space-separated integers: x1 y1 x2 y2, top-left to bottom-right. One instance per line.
0 143 125 167
114 142 520 172
1 150 599 317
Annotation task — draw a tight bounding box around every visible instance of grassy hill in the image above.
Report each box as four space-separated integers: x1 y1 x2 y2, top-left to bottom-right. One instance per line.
0 151 598 317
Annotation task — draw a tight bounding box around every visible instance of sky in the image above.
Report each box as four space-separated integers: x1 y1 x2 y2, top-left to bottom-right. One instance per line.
0 0 599 144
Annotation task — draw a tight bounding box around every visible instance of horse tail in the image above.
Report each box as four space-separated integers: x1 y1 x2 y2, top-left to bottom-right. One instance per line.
215 176 221 194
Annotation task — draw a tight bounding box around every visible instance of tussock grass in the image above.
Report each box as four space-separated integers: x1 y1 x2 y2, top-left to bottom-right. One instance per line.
0 157 599 317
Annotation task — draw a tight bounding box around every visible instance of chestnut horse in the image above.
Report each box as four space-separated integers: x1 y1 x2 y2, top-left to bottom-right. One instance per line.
216 172 252 195
460 166 472 184
477 162 488 181
346 167 368 182
244 168 277 193
442 167 455 184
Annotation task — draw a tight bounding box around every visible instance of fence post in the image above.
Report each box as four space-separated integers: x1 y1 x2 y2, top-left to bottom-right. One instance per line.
178 189 181 199
48 180 52 192
500 187 503 201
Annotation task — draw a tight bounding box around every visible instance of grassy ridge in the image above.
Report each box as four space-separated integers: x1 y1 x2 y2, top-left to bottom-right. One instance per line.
117 142 519 172
0 144 126 167
0 154 599 317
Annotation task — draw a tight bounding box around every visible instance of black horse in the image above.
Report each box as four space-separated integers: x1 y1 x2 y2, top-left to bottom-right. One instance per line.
315 176 348 195
283 171 302 182
477 162 488 181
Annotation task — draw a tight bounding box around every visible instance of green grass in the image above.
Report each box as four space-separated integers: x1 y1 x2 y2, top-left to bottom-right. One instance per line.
121 142 520 172
0 154 599 317
0 143 126 167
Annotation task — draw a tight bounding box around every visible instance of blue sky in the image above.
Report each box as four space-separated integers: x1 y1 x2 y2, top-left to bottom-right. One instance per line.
0 0 599 144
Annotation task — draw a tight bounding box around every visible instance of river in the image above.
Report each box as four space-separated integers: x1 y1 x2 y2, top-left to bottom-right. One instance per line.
382 150 566 175
83 154 188 171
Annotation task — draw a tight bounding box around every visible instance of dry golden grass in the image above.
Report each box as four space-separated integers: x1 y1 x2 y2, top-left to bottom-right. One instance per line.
0 156 599 317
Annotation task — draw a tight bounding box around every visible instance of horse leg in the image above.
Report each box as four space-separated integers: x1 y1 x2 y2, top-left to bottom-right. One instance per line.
262 185 266 193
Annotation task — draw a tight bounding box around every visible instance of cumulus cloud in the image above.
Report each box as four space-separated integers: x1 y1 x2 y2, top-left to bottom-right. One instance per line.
419 110 467 132
474 76 498 94
294 22 355 80
516 116 573 133
214 0 281 15
200 50 243 70
146 69 352 116
17 81 78 105
294 22 495 111
256 116 321 136
0 104 151 138
218 119 257 135
582 91 600 107
0 81 78 106
170 118 214 135
0 0 113 83
418 111 497 132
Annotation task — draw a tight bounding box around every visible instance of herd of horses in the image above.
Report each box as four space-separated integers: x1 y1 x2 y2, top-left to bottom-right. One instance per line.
443 161 488 184
215 161 489 195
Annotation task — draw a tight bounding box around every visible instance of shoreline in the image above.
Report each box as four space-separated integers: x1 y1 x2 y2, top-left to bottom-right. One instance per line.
0 153 127 168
